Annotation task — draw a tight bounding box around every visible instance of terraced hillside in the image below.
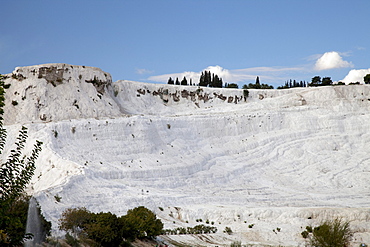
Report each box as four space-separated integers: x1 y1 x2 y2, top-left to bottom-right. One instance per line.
3 64 370 246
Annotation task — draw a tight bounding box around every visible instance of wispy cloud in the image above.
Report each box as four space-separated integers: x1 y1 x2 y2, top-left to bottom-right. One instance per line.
136 68 154 75
314 51 353 71
355 46 366 51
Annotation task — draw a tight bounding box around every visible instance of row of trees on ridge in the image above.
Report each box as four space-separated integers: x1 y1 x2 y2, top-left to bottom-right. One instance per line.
168 71 370 90
168 72 275 89
168 71 224 88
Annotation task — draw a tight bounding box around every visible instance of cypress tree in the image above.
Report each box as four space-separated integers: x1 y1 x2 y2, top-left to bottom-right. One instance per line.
256 76 260 85
199 72 206 87
167 77 174 85
181 76 188 86
206 71 212 87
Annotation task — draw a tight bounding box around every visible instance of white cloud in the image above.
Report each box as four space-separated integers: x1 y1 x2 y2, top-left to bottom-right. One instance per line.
341 68 370 84
204 65 232 80
314 51 353 71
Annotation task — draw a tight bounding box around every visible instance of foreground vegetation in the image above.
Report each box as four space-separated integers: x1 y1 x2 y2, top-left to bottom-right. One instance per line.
0 75 49 246
58 206 163 247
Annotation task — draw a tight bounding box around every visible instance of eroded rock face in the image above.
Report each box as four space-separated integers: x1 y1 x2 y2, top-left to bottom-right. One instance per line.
147 88 245 106
3 63 120 124
10 63 112 90
37 66 66 86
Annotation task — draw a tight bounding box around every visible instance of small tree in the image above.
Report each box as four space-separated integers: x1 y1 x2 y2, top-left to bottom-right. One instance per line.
364 74 370 84
59 207 94 237
310 76 321 86
243 89 249 101
122 206 163 239
85 212 122 247
322 77 333 86
59 208 123 247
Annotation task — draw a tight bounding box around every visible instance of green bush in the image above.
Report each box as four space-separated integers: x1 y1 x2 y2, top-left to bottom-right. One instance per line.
230 240 242 247
302 218 352 247
54 195 61 202
301 230 309 239
243 89 249 98
224 226 232 235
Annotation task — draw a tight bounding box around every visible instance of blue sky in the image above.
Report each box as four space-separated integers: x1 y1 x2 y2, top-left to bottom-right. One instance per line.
1 0 369 87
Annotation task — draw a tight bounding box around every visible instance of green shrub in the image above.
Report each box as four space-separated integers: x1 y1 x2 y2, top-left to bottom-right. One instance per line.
243 89 249 98
52 130 58 138
224 227 232 235
302 218 352 247
230 241 242 247
54 195 61 202
301 230 309 239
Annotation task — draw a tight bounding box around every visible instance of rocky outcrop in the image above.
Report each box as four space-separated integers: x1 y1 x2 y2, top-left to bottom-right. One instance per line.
3 63 120 125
